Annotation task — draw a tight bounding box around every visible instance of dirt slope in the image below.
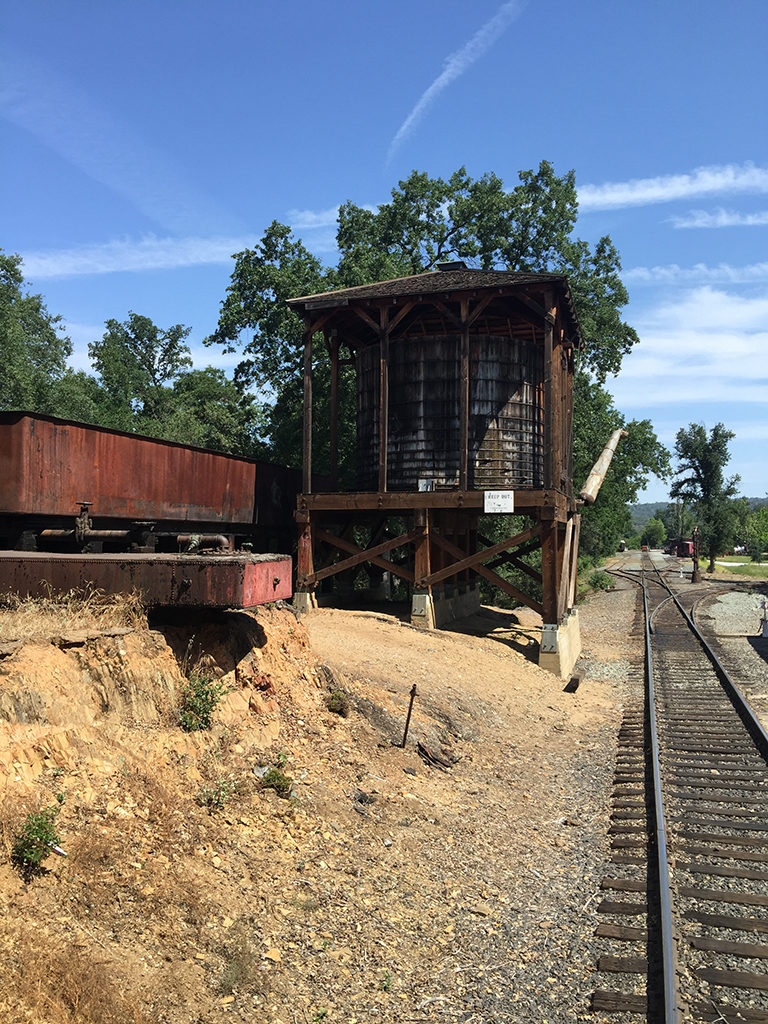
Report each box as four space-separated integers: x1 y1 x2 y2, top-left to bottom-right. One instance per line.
0 598 624 1023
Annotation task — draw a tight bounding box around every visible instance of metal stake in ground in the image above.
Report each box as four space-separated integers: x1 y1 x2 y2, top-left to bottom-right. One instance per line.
401 685 418 748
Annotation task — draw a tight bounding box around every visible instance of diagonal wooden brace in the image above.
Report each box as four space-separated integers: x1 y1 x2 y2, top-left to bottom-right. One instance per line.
425 528 544 616
309 528 417 586
424 525 541 587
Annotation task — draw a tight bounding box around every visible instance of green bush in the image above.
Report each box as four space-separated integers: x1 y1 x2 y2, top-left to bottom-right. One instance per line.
589 569 613 592
178 672 226 732
326 690 350 717
195 775 243 812
12 805 62 880
259 766 293 799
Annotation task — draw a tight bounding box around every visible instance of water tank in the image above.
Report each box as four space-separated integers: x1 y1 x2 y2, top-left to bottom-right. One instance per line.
356 333 544 491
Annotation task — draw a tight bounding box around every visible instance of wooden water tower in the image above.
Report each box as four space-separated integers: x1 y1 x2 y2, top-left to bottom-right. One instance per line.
288 265 583 676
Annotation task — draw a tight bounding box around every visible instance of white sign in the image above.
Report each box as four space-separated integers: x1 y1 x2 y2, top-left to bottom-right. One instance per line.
484 490 515 513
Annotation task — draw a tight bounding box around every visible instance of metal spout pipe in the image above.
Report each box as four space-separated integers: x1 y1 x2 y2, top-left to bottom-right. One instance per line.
579 429 628 505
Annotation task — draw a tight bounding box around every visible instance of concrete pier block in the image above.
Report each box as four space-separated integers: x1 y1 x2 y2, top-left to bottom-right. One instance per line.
293 590 318 615
538 610 582 678
410 586 481 630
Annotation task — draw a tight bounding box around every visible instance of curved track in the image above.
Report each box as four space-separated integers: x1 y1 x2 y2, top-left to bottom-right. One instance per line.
592 557 768 1022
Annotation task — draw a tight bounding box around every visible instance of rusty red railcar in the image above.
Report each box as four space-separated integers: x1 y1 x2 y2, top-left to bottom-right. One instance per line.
0 412 299 554
0 412 298 609
0 551 292 608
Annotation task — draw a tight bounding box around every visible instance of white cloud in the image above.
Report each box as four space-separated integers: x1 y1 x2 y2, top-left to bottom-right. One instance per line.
609 286 768 409
387 0 525 162
624 261 768 286
0 49 238 235
21 234 259 278
578 162 768 212
288 206 341 229
735 424 768 442
671 208 768 229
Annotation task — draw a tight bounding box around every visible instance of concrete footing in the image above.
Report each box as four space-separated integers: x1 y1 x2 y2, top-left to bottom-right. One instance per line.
410 586 482 630
293 590 318 615
538 610 582 678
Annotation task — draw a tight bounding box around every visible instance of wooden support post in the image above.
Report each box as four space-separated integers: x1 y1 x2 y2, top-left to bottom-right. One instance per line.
468 516 478 589
552 307 564 491
329 334 339 489
557 517 574 621
302 326 313 494
414 509 431 589
459 298 470 490
296 515 314 588
378 309 389 493
540 520 560 624
568 514 581 612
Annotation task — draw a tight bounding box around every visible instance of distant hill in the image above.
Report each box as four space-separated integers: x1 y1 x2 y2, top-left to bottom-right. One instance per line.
630 502 667 531
630 496 768 532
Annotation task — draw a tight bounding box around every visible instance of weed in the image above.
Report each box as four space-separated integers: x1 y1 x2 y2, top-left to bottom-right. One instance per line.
313 1011 328 1022
218 921 259 995
259 766 293 798
379 971 392 992
195 775 243 812
588 569 613 592
178 671 226 732
289 894 320 913
326 689 350 717
11 804 62 880
276 751 288 768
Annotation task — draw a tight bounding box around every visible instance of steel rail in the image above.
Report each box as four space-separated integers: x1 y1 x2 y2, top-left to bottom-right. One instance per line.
674 590 768 761
642 568 681 1024
644 565 768 759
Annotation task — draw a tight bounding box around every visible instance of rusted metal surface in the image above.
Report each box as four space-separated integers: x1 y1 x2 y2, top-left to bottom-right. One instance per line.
0 412 257 524
0 552 292 608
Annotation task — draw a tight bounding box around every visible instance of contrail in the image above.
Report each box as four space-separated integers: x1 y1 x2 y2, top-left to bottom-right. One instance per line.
387 1 526 164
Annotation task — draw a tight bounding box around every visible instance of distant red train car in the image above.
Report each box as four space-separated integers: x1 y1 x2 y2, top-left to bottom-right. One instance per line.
676 540 695 558
0 411 299 555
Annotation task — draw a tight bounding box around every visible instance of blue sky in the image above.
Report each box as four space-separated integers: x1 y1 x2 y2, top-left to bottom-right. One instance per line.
2 0 766 502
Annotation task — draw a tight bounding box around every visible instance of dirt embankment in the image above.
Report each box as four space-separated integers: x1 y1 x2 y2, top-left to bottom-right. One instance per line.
0 597 624 1024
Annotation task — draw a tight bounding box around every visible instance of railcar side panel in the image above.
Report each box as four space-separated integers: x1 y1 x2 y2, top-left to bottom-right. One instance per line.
0 412 256 525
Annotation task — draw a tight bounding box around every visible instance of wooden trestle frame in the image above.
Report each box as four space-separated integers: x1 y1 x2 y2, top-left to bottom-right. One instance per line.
288 269 582 627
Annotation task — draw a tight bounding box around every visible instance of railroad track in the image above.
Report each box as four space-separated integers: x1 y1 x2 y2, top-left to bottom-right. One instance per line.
592 558 768 1022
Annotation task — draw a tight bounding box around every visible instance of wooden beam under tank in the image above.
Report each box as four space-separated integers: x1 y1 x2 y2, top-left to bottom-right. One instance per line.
296 489 571 519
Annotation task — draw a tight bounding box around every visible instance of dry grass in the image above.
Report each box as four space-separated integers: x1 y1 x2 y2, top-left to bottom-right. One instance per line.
0 585 146 642
217 919 262 995
0 924 151 1024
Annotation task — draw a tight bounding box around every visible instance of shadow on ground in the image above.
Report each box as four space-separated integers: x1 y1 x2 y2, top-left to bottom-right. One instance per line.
443 606 540 663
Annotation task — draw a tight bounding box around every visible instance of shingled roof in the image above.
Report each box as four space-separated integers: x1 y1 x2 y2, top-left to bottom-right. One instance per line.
287 267 571 307
286 266 582 348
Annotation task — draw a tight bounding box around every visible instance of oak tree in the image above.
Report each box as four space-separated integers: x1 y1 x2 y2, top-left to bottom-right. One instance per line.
670 422 740 571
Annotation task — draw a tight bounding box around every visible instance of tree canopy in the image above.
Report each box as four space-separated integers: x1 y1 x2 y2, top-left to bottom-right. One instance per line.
207 162 639 391
0 250 72 413
206 163 668 560
572 373 670 558
1 257 268 459
642 517 667 549
670 422 740 571
88 312 193 430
